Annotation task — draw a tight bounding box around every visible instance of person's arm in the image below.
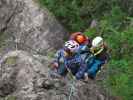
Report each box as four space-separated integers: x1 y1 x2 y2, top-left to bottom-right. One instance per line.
51 50 61 69
75 59 87 80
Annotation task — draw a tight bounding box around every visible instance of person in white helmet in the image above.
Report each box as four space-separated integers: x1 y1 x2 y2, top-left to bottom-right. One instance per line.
50 40 86 79
84 36 109 80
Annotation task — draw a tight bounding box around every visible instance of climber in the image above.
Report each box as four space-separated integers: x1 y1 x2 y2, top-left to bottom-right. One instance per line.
69 32 93 64
84 36 109 80
50 40 86 79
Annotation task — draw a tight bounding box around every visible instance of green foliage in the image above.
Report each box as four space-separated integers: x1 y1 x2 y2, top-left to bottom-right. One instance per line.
39 0 84 31
106 59 133 100
39 0 115 31
82 4 133 100
39 0 133 32
84 27 97 38
93 6 133 100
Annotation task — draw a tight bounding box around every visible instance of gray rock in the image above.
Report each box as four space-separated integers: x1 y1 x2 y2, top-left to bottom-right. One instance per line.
0 0 68 55
0 50 110 100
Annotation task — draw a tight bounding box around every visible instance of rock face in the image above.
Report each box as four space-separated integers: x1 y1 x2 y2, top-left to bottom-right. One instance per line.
0 0 112 100
0 50 110 100
0 50 50 99
0 0 68 54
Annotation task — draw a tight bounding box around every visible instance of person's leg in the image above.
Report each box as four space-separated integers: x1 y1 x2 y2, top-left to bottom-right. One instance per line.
83 56 95 75
87 59 103 78
75 55 96 80
57 64 68 76
75 65 86 80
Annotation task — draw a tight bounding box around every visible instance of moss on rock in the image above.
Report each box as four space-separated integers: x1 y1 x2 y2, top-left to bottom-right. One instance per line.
4 57 17 65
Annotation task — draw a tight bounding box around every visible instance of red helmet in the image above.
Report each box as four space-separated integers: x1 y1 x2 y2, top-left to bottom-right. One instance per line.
70 32 88 44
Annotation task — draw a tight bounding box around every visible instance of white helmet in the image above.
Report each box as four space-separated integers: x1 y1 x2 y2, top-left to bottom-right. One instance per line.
92 36 103 48
64 40 79 52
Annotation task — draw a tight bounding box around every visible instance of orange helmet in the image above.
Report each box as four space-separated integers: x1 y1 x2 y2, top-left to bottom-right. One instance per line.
75 34 87 44
70 32 88 44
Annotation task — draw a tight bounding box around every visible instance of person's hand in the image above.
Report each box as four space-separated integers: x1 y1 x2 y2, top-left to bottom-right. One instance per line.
51 62 59 69
84 73 89 81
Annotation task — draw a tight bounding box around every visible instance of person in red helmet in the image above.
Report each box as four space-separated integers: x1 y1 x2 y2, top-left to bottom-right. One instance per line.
69 32 92 56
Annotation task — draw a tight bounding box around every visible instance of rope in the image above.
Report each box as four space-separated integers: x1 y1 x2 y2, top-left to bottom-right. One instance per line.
48 63 76 100
68 79 76 100
66 68 77 100
48 65 76 100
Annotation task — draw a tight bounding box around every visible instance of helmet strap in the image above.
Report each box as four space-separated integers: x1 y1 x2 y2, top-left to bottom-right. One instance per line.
64 50 74 57
90 46 104 56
